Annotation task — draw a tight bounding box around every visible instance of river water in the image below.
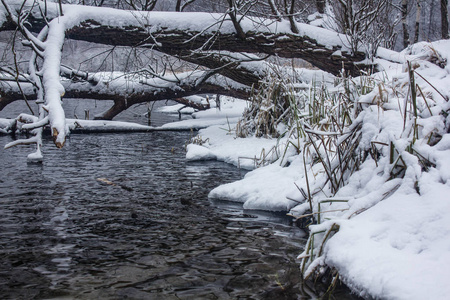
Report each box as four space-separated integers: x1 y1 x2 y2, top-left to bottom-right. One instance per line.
0 100 357 299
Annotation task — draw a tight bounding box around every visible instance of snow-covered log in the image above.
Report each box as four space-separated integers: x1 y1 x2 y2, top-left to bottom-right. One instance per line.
0 0 371 76
0 71 251 119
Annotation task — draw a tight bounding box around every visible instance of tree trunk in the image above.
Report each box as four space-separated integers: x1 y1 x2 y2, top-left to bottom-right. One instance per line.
176 0 182 12
64 20 367 76
284 0 299 34
402 0 410 48
316 0 326 14
442 0 449 39
227 0 247 40
0 5 372 76
414 0 421 43
268 0 282 20
0 75 252 119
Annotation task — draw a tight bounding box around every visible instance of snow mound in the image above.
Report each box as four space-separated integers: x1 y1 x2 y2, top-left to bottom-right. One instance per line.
186 144 216 161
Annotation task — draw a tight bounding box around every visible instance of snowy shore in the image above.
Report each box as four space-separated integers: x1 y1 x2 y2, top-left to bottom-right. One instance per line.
181 41 450 299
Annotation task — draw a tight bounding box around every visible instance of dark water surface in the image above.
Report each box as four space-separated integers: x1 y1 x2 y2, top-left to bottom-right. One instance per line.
0 100 357 299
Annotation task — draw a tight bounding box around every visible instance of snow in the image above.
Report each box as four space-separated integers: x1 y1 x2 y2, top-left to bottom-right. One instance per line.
42 13 68 147
157 104 195 114
187 124 284 169
66 119 153 132
186 144 216 161
0 118 14 129
0 6 6 26
0 117 155 133
161 97 247 130
209 157 302 211
325 178 450 300
27 148 43 162
183 41 450 299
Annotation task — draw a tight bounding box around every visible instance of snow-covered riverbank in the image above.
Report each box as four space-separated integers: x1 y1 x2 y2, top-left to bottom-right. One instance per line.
182 41 450 299
2 40 449 299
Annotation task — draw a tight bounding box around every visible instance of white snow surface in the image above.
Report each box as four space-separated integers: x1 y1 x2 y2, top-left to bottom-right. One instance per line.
209 156 302 211
325 177 450 300
186 125 299 211
157 104 195 114
0 117 154 133
161 97 247 130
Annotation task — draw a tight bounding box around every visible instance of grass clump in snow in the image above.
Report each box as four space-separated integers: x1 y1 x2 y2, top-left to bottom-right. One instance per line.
293 42 450 292
236 66 303 139
236 43 450 293
187 41 450 298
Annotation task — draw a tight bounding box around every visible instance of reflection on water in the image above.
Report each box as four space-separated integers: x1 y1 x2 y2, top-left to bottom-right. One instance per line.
0 100 359 299
0 99 191 127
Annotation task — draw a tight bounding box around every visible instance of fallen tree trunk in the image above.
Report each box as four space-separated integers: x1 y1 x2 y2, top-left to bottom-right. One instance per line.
0 72 251 119
66 20 367 77
1 1 371 77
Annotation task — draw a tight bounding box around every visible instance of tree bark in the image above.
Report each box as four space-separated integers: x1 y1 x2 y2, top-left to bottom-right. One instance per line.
284 0 299 34
0 1 376 121
316 0 326 14
226 0 247 40
414 0 421 43
402 0 410 48
268 0 282 21
442 0 449 39
0 7 371 76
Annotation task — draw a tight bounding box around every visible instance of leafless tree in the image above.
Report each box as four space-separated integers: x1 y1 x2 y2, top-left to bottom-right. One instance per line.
175 0 196 11
124 0 158 11
329 0 398 57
